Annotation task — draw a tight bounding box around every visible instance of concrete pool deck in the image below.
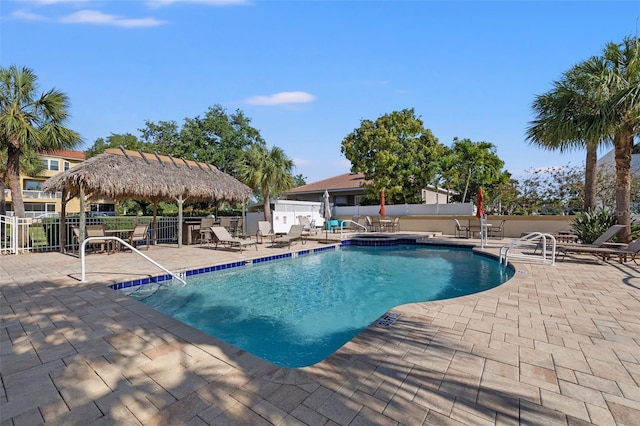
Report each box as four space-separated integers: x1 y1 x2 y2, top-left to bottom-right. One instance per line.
1 235 639 425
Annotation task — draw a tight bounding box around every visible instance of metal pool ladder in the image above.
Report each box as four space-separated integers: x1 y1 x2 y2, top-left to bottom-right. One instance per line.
499 232 557 266
80 237 187 285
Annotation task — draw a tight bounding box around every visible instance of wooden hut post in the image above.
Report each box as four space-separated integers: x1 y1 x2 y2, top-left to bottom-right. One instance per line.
176 195 184 248
79 185 86 244
59 189 67 253
152 202 158 245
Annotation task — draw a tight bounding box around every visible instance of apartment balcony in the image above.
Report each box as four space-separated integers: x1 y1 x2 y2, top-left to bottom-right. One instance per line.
3 189 62 200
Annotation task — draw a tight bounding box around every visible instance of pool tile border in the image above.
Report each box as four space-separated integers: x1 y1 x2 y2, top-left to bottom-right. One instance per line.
109 245 338 290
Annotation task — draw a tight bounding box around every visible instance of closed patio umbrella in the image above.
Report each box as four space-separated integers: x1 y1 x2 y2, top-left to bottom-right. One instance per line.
476 187 485 218
322 189 331 242
379 189 386 216
323 189 331 222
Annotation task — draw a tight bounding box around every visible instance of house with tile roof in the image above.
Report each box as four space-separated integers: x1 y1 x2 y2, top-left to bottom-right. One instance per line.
284 172 450 206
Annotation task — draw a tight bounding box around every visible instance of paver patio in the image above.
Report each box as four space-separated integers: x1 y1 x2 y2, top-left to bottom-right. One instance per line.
1 235 639 425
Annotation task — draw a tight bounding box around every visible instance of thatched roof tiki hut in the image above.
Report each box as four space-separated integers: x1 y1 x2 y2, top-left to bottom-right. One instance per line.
42 148 252 251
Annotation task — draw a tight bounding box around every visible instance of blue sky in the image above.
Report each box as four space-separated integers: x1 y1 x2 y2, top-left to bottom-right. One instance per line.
2 0 639 184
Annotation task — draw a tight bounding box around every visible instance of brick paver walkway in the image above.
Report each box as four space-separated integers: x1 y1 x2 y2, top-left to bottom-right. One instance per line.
1 237 639 425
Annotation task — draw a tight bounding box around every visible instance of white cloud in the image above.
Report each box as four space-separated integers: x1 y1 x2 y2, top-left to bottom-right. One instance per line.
11 9 46 20
59 9 165 27
146 0 249 7
244 91 315 106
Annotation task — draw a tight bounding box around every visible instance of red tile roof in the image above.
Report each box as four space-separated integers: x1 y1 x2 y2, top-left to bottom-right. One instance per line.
43 149 86 160
287 172 369 194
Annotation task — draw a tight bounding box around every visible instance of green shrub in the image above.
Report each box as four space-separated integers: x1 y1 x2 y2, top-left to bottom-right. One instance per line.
571 209 638 243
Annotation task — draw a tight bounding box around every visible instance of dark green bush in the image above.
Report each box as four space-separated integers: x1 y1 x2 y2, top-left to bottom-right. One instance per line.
571 209 638 243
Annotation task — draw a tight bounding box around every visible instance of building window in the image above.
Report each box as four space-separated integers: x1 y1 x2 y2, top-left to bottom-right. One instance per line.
42 159 60 171
64 161 70 170
334 195 348 207
23 180 43 190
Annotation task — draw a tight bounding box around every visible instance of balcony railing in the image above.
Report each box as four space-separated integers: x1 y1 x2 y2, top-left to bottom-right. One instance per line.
3 189 61 199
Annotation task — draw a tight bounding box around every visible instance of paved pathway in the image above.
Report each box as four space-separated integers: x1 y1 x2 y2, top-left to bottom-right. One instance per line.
1 236 639 425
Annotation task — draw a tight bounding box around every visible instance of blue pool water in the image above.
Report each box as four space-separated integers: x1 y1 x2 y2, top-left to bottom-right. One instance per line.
123 245 512 368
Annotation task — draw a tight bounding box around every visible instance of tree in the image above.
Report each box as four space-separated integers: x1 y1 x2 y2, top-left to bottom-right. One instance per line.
340 108 442 204
85 133 146 158
527 58 611 212
595 161 640 214
0 65 81 217
528 36 639 242
234 144 294 223
166 105 265 175
596 36 640 242
292 174 307 188
447 138 505 203
432 146 460 204
138 120 181 155
488 176 520 215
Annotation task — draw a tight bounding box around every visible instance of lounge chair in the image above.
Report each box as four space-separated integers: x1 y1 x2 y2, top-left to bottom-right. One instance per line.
256 220 274 244
556 224 627 261
566 224 627 248
556 238 639 264
128 223 149 250
609 238 640 264
210 226 257 252
271 224 305 249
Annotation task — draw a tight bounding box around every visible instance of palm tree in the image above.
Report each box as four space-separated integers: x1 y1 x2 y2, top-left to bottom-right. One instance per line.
527 36 639 242
235 144 294 224
0 65 81 217
527 57 611 212
597 36 640 242
451 138 503 203
0 147 47 215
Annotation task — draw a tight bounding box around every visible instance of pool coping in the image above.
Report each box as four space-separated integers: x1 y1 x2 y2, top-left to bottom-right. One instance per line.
108 236 513 292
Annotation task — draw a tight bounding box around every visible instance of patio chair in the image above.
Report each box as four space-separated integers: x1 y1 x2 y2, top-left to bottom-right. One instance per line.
453 219 468 238
128 223 149 250
370 216 383 232
271 224 305 249
85 224 111 254
198 217 215 246
388 216 400 233
297 215 316 236
229 217 243 237
210 226 257 252
488 220 505 239
219 216 232 231
71 226 80 254
28 225 48 249
256 221 275 244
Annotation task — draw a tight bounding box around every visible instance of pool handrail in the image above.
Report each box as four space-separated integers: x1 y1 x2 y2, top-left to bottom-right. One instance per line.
499 232 556 266
80 236 187 285
339 220 368 235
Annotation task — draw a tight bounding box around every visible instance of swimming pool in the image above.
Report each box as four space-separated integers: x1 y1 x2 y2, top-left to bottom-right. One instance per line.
123 244 513 368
